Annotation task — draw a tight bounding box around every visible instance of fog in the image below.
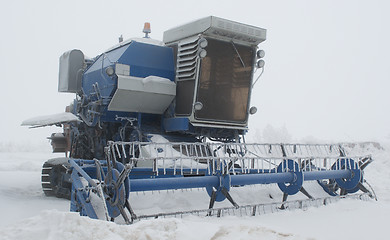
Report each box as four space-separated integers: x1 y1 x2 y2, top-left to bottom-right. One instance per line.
1 0 389 146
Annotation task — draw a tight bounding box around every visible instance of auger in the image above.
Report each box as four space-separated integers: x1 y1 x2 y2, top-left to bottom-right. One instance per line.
22 16 375 223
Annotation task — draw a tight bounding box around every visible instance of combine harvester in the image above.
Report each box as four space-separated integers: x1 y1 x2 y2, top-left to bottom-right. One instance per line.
23 16 376 224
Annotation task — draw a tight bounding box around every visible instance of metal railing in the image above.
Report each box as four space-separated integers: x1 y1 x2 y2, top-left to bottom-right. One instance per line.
106 141 369 176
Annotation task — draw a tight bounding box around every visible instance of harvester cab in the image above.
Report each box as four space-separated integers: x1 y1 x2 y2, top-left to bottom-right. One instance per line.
22 16 376 224
161 17 266 138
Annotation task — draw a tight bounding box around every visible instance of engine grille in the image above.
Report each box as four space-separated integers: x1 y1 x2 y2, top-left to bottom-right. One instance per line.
175 36 201 115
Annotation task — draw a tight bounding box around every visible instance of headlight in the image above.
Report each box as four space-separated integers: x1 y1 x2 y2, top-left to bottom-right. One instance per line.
105 66 115 76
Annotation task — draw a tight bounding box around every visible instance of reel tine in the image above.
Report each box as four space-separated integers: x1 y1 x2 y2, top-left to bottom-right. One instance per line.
221 187 239 209
363 180 377 200
340 188 347 196
125 200 137 222
357 182 370 194
207 188 217 216
117 204 130 224
94 159 110 221
280 192 288 210
300 187 314 199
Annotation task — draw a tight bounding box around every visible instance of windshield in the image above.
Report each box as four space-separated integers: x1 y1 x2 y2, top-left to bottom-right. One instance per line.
195 38 254 123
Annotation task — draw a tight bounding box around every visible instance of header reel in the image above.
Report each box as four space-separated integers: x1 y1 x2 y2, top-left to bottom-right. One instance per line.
69 141 376 223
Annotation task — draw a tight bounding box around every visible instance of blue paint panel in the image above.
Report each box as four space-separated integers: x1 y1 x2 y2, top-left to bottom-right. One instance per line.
82 45 130 98
118 41 175 81
82 40 175 101
163 117 190 132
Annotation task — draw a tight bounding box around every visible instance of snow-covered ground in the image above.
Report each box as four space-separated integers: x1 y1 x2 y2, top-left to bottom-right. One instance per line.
0 141 389 240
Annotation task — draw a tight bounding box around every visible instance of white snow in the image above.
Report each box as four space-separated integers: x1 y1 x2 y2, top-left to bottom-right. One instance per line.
137 134 208 169
0 142 389 240
21 112 80 128
105 37 165 53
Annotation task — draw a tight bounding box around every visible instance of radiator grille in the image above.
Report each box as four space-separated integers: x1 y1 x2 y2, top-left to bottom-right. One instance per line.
176 36 200 80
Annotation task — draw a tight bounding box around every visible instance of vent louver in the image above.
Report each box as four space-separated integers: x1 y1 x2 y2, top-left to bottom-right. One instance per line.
176 36 200 81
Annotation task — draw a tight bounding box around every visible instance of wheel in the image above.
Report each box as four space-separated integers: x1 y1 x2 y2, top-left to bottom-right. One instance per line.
41 158 72 199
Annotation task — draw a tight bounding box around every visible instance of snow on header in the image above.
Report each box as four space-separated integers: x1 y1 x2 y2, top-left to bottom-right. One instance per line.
21 112 80 128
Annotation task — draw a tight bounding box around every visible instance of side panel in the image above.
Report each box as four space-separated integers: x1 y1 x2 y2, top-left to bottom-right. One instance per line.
108 75 176 114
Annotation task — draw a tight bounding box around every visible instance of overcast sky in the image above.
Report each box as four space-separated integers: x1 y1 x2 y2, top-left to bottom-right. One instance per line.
1 0 389 146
